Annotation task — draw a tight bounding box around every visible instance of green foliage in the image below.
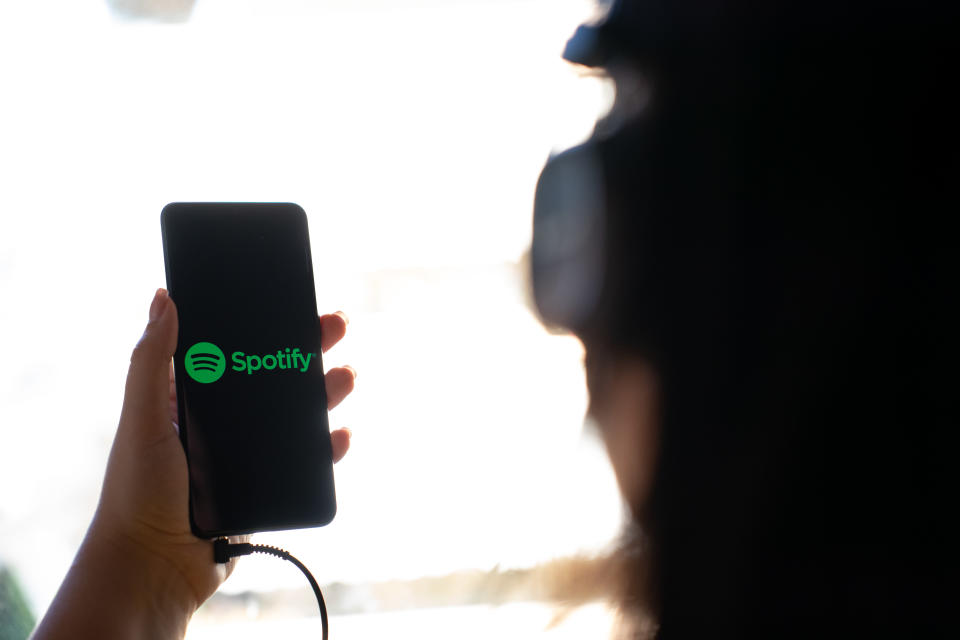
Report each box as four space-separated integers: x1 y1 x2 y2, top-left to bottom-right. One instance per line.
0 567 35 640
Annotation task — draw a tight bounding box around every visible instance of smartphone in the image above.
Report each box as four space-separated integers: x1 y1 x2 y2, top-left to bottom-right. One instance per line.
161 202 336 538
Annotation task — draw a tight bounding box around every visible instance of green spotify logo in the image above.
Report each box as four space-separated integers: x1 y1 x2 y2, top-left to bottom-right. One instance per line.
185 342 227 383
184 340 316 384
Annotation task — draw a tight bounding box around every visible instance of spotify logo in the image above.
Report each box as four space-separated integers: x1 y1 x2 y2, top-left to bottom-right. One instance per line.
184 342 227 383
183 340 316 384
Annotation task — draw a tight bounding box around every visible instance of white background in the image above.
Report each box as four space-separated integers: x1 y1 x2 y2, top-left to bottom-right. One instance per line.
0 0 623 635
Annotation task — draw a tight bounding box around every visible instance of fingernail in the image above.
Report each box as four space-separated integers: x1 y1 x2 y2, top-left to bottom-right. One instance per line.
149 288 168 322
343 427 353 438
344 365 357 379
334 310 350 325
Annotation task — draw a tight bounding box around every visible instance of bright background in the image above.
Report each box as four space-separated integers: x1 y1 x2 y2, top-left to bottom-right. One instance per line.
0 0 623 637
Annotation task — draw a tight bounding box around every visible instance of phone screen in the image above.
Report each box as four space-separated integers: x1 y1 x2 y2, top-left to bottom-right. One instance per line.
161 202 336 537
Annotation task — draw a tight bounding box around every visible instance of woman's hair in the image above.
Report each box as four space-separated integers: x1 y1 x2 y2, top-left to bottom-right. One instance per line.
555 1 955 635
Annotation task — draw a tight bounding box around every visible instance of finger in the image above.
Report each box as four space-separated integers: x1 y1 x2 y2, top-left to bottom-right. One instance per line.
330 428 352 464
325 366 356 410
119 289 179 443
319 311 348 353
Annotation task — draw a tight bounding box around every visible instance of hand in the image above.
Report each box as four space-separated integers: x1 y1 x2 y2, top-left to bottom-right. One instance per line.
33 289 356 639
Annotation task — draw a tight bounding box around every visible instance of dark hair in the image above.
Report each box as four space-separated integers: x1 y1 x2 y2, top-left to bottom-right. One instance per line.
538 1 956 635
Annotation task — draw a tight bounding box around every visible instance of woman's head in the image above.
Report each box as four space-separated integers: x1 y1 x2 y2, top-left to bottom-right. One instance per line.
533 0 955 635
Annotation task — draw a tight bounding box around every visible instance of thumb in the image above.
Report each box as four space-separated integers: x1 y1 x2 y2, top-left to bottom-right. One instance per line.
119 288 179 442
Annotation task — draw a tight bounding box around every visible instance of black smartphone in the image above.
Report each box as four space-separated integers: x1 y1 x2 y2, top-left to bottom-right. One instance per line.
161 202 336 538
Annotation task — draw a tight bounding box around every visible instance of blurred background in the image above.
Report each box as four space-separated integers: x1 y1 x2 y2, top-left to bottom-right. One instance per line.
0 0 625 638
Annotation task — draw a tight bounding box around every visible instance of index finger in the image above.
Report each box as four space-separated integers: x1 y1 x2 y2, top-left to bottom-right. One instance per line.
320 311 348 353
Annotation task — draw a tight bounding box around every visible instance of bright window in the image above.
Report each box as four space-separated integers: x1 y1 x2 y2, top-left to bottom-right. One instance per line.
0 1 621 637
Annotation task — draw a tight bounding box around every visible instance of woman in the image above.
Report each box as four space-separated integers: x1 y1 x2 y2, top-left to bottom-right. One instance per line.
534 0 953 635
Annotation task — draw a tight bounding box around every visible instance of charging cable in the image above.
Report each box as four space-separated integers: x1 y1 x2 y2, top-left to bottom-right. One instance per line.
213 538 329 640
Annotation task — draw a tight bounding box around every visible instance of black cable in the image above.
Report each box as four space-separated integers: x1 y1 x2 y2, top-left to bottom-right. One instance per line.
213 539 329 640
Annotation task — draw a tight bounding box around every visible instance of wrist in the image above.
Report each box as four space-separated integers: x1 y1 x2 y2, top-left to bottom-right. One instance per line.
80 527 199 634
34 527 198 640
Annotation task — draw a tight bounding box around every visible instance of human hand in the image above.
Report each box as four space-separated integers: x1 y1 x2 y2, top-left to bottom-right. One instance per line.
33 289 355 639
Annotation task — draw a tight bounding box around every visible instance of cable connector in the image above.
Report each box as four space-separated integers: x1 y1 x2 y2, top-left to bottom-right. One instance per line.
213 538 256 564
